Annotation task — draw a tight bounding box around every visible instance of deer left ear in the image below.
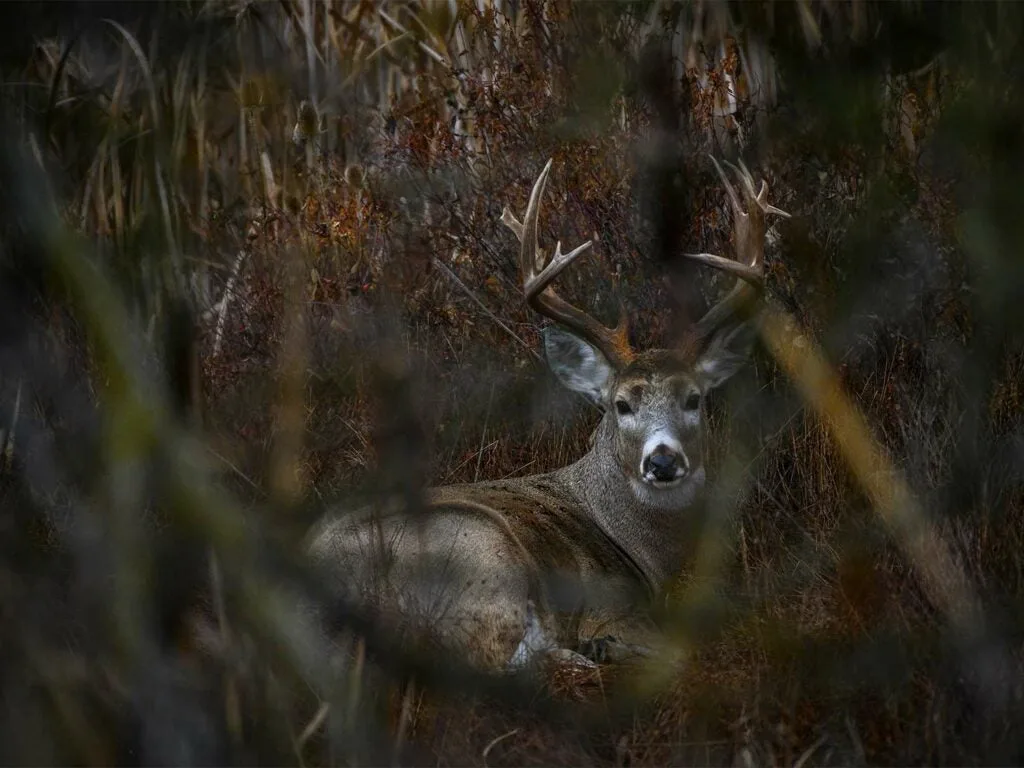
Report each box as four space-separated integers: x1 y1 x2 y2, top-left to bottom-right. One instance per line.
694 323 755 391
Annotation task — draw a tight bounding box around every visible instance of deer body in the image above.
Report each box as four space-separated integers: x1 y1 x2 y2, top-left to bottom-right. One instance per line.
308 159 787 670
308 374 708 669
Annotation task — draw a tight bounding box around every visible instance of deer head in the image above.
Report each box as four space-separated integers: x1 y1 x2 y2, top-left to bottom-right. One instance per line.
501 158 789 508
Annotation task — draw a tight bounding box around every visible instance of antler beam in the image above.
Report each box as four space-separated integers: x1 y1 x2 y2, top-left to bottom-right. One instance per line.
683 156 791 350
502 159 634 368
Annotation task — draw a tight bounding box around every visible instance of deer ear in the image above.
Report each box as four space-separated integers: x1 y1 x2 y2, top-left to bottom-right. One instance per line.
694 322 756 391
543 326 614 406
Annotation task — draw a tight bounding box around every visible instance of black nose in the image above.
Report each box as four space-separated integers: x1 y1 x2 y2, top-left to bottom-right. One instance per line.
644 451 679 482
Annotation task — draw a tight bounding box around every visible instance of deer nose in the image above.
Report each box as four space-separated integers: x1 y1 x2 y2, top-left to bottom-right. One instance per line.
642 447 686 483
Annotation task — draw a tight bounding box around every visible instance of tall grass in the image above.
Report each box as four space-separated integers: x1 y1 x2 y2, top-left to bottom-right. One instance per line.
2 0 1024 764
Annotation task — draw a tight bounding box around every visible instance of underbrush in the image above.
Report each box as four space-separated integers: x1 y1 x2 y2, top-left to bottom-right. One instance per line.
2 1 1024 764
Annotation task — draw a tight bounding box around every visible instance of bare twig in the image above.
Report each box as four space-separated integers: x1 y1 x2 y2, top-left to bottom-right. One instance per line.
432 257 538 359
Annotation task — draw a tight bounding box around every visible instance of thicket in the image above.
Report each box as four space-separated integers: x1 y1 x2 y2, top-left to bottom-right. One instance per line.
2 1 1024 765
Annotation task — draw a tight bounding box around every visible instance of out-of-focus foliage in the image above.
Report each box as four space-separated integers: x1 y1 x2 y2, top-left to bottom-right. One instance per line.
2 0 1024 765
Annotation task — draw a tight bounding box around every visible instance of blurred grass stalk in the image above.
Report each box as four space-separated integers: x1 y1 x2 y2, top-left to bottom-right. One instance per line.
7 0 1021 762
758 308 988 649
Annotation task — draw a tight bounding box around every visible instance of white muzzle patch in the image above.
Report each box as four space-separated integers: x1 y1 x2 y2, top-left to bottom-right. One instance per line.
639 430 690 488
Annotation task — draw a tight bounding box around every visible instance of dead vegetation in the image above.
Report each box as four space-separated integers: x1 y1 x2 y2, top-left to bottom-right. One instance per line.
1 0 1024 764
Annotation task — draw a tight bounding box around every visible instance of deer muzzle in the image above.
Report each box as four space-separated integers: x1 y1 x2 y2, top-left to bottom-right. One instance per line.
640 439 690 486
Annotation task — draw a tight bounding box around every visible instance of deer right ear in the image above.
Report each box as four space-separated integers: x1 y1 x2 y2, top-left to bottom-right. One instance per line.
543 326 614 406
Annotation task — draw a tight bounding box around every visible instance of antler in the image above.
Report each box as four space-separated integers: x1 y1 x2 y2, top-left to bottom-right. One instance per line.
501 159 634 368
682 156 791 350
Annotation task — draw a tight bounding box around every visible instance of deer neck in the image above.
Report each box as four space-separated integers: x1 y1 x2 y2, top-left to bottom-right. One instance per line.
554 416 708 592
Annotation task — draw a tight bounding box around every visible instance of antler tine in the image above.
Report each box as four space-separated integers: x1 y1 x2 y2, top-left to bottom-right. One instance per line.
682 156 790 349
500 207 525 242
501 159 634 368
736 156 790 219
712 155 745 219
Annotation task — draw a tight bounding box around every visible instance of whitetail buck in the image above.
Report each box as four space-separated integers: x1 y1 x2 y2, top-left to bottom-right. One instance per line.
307 158 789 670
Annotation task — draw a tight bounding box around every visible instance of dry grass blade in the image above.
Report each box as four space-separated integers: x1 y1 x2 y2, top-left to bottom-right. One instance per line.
102 20 161 131
481 727 520 766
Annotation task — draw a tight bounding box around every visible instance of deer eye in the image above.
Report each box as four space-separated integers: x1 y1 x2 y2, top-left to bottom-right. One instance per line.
614 400 633 416
684 392 701 411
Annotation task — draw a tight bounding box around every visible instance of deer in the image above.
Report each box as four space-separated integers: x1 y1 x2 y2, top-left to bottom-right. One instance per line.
306 157 789 672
